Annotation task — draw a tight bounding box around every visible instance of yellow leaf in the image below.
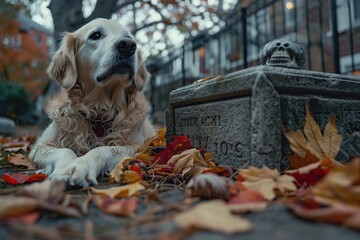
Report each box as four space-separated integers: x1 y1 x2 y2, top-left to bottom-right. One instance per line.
121 170 141 184
281 126 308 158
174 200 252 234
321 115 343 160
303 104 325 160
239 166 297 200
91 182 145 198
109 157 136 183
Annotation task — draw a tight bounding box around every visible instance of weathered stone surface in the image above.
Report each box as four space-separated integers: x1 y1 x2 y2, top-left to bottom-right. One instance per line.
166 65 360 169
261 39 306 69
0 117 15 135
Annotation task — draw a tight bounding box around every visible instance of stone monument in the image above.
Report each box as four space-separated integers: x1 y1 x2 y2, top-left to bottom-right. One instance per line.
166 40 360 170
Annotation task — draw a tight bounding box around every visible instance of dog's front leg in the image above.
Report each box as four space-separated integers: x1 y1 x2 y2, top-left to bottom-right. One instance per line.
30 123 78 176
62 146 137 187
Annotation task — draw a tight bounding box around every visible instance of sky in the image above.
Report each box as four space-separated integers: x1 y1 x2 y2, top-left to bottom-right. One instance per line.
30 0 237 58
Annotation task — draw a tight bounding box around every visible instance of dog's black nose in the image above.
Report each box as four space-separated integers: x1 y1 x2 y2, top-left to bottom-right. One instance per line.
116 38 136 57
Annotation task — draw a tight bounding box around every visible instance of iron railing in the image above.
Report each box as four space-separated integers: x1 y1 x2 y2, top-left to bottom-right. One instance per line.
147 0 360 114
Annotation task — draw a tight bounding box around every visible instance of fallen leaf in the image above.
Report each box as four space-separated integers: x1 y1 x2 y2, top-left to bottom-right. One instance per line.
0 212 40 224
109 157 136 183
311 158 360 208
282 104 343 165
1 179 81 219
0 196 40 218
153 135 193 165
186 173 231 200
5 153 35 169
93 196 138 217
202 165 233 177
91 182 145 198
168 148 213 176
174 200 252 234
238 166 297 200
228 189 268 214
288 201 360 230
286 158 333 187
18 179 66 203
288 151 320 169
121 170 142 184
2 141 30 152
2 173 48 185
229 189 267 204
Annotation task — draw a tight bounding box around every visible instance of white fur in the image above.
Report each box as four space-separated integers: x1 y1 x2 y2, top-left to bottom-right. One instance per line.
30 18 155 187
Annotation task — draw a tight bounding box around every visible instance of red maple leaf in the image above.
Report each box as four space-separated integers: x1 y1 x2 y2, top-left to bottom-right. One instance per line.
2 173 48 185
153 135 192 164
286 158 333 187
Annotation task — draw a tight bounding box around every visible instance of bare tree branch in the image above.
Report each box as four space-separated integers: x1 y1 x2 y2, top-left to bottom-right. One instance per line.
85 0 118 22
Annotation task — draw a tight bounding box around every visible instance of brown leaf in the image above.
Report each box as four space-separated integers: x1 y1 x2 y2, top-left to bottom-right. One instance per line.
5 153 34 169
239 166 297 200
288 201 360 230
282 104 343 165
174 200 252 234
288 151 320 169
0 196 40 218
186 173 231 200
168 148 214 176
91 182 145 198
93 196 138 217
311 158 360 208
18 179 66 203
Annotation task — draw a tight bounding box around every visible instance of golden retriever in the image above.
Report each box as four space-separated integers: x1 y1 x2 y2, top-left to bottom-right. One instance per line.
30 18 155 187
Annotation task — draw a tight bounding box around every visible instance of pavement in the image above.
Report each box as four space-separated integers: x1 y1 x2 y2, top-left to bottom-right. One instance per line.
0 126 359 239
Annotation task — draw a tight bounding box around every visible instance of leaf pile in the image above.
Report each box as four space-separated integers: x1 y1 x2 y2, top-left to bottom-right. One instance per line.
1 103 359 237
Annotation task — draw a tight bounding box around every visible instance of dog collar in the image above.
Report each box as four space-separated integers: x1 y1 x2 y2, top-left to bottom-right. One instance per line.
93 122 106 138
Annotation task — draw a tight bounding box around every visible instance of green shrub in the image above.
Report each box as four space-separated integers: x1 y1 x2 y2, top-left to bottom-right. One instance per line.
0 80 31 121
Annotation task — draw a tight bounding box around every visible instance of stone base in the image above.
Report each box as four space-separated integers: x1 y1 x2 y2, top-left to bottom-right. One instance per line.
166 66 360 169
0 117 15 135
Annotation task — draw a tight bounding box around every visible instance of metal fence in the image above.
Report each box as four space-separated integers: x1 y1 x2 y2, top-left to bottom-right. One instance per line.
147 0 360 114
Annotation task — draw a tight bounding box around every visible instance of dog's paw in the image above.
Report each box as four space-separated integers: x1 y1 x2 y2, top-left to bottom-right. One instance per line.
51 157 99 187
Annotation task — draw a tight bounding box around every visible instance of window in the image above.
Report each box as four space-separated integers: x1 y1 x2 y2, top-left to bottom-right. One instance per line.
336 0 360 32
354 0 360 21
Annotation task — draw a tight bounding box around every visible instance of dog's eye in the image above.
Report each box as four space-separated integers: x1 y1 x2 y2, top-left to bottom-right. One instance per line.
89 31 102 41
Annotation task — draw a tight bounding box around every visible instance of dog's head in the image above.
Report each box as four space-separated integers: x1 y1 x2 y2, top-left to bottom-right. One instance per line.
48 18 149 91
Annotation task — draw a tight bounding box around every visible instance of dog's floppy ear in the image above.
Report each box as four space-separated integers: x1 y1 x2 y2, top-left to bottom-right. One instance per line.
133 49 150 91
48 33 78 90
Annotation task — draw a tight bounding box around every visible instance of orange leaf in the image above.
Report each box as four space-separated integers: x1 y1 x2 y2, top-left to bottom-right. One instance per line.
289 151 320 169
93 196 138 217
121 170 142 184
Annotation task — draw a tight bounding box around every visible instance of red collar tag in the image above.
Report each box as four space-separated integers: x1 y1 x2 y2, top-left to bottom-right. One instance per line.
93 123 105 137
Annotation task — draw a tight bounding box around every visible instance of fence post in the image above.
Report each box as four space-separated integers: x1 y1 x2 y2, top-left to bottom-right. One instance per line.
181 45 186 86
330 0 340 73
241 7 248 69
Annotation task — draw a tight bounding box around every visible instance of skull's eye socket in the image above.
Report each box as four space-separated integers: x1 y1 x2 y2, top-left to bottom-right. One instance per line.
89 31 102 41
276 42 281 46
284 43 290 47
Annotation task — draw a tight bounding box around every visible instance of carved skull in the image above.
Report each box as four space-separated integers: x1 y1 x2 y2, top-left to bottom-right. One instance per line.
261 40 306 69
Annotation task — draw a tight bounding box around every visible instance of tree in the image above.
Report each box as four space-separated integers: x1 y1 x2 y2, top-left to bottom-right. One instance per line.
48 0 237 58
0 1 48 99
